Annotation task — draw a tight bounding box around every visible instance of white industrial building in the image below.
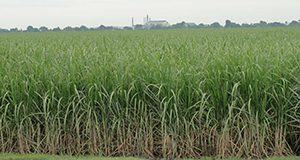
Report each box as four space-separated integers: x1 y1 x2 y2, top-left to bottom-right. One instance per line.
143 15 170 29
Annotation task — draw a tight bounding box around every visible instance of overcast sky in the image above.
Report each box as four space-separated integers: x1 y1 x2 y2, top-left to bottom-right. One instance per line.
0 0 299 29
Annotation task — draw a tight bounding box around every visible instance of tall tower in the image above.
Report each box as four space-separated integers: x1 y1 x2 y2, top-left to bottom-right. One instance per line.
146 15 149 23
132 17 135 30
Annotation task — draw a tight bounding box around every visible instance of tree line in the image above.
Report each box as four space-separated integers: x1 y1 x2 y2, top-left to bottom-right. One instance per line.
1 20 300 32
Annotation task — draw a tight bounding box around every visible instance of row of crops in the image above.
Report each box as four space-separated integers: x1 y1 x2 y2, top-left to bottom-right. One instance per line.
0 28 299 158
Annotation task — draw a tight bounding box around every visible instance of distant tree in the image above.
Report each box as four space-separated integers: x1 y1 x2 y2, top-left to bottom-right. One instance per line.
0 28 9 32
149 25 165 30
26 26 34 31
26 26 39 32
123 26 133 30
241 23 251 27
52 27 61 32
39 26 49 32
268 22 286 27
225 20 240 28
95 25 119 30
252 21 267 27
79 25 89 31
260 21 267 26
252 23 259 27
134 24 144 30
106 26 116 30
73 27 81 31
210 22 222 28
63 26 75 31
285 21 289 25
198 23 208 28
172 21 187 28
1 20 297 32
186 23 197 28
225 20 231 27
97 25 107 30
10 28 20 32
289 20 300 26
89 27 97 31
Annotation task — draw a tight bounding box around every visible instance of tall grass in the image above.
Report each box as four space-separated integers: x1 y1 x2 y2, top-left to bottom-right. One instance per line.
0 28 300 158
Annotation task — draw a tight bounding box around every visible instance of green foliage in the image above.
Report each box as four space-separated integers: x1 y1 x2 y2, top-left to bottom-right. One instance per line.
0 154 142 160
0 28 300 159
0 153 299 160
